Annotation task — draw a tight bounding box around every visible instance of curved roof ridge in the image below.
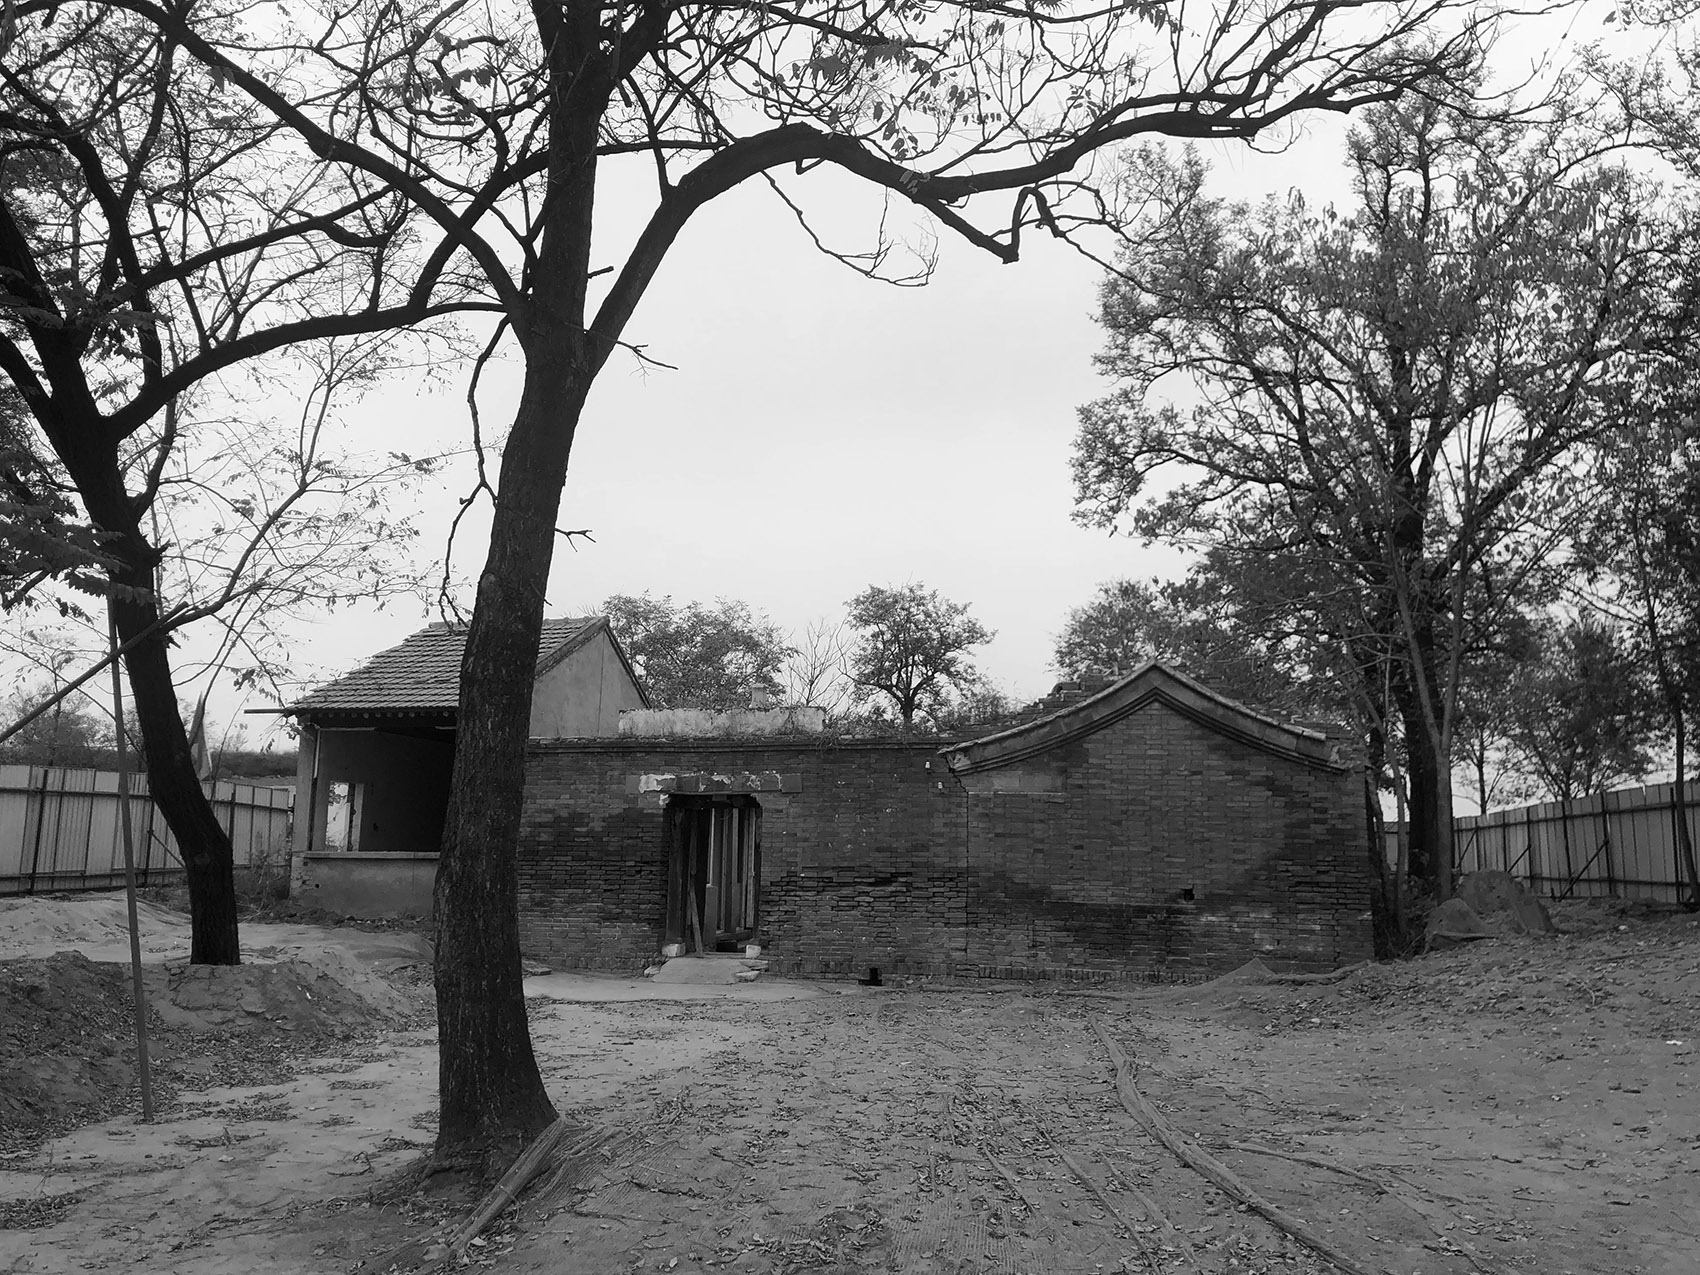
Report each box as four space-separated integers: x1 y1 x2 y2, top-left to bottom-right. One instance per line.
941 661 1343 773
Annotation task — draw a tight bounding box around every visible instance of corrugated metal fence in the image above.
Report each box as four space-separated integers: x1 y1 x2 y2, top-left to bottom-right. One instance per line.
0 764 294 895
1454 780 1700 903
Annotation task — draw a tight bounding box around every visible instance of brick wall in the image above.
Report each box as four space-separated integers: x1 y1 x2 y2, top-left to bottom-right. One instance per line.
518 698 1371 980
953 708 1372 978
519 740 965 976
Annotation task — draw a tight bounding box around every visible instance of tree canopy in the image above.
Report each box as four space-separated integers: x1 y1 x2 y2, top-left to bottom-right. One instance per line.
1052 573 1323 715
0 5 475 962
0 680 113 768
601 593 791 711
1073 90 1668 901
846 582 991 728
1499 614 1661 803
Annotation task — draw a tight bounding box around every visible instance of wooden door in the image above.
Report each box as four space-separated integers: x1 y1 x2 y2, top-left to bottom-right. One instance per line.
668 797 760 951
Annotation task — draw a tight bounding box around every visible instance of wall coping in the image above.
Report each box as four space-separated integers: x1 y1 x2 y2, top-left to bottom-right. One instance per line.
528 737 942 755
301 851 440 862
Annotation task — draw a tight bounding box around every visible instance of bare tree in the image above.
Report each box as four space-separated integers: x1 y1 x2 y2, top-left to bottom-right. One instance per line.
17 0 1496 1172
0 8 488 962
2 334 447 759
782 618 855 720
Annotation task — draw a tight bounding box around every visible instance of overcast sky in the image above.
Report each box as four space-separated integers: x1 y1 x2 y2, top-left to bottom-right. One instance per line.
197 0 1635 751
6 4 1626 758
209 119 1371 749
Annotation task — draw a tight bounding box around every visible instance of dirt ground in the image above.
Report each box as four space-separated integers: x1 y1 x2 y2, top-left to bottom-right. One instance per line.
0 895 1695 1275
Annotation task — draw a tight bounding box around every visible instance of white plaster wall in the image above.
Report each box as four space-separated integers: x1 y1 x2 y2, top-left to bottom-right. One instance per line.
529 631 645 737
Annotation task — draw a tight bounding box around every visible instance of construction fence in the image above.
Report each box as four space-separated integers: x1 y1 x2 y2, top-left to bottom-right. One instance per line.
1454 780 1700 904
0 764 294 895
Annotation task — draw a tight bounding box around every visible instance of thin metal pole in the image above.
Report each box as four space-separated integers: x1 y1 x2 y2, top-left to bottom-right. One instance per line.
109 607 154 1123
25 767 50 894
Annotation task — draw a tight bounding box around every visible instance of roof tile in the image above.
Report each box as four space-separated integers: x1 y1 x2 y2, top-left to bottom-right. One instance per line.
291 617 598 715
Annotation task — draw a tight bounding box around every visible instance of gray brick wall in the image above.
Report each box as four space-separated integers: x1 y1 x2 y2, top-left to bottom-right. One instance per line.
518 701 1371 980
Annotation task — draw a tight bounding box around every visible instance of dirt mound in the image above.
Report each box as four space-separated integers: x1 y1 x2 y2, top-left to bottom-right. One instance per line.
0 895 189 961
0 952 139 1146
1456 870 1557 935
1209 957 1279 984
153 950 415 1033
1425 896 1495 949
0 938 428 1152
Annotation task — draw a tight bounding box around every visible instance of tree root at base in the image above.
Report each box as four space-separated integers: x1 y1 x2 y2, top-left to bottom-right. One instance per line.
362 1118 587 1274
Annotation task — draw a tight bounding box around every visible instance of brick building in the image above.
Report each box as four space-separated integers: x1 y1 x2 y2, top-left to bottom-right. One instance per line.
518 662 1372 980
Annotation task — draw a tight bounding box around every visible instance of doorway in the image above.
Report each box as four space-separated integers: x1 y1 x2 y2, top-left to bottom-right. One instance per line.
666 796 761 952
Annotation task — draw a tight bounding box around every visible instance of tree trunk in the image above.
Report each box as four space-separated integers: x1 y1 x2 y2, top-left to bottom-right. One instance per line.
1399 703 1456 901
430 1 609 1171
1391 615 1454 901
1398 694 1441 891
1674 705 1700 910
94 473 240 964
1431 739 1456 901
115 599 241 964
431 358 580 1175
1362 771 1398 958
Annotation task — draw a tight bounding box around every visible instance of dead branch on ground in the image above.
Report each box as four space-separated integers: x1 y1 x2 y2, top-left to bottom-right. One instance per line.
1089 1018 1379 1275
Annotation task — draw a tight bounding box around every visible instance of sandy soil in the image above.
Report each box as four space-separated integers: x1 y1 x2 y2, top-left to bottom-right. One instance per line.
0 895 1695 1275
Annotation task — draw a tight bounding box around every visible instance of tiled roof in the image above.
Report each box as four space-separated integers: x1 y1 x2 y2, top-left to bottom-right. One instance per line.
290 617 601 716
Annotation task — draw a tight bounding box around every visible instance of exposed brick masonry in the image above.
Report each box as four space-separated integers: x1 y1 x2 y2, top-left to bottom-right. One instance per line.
518 697 1372 980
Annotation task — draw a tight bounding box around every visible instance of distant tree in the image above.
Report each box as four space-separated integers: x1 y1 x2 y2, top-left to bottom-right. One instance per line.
212 747 299 782
1449 615 1542 814
0 679 113 768
1499 614 1661 802
928 682 1019 736
846 584 992 730
1054 580 1183 677
1054 571 1331 715
601 594 792 711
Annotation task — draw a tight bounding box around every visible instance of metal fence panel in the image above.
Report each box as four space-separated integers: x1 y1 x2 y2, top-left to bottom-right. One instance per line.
0 765 294 895
1453 780 1699 903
